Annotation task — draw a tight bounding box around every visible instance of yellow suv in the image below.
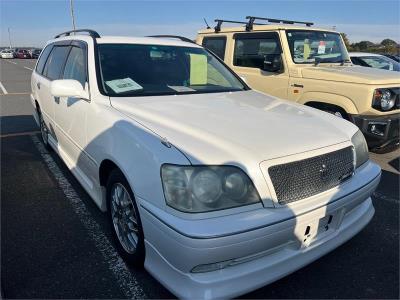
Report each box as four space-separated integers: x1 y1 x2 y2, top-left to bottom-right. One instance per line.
196 16 400 152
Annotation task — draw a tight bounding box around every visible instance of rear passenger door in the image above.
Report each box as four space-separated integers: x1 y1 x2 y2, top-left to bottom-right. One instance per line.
34 42 70 138
54 41 91 171
230 32 289 98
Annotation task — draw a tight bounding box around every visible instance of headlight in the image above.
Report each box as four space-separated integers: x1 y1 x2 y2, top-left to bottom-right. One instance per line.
351 130 369 168
372 88 396 111
161 165 261 213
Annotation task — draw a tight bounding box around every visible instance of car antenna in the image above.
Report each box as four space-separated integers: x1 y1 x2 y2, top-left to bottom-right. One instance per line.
203 18 211 29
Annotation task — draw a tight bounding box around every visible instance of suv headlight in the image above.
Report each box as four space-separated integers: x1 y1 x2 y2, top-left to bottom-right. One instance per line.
161 165 261 213
372 88 397 111
351 130 369 168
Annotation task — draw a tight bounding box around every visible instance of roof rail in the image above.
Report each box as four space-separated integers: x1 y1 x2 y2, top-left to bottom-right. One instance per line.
214 19 264 32
246 16 314 31
147 35 196 44
54 29 100 39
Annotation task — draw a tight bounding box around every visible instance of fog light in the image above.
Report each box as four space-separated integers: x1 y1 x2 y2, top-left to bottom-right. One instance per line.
368 122 387 136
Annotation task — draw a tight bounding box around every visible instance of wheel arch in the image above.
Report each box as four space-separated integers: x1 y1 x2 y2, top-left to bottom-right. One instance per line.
298 92 358 115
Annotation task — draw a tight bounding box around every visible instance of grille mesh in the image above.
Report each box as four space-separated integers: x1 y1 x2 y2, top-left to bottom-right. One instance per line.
268 147 354 205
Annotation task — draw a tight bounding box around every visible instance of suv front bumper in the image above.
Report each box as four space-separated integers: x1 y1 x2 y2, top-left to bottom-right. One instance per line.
351 113 399 149
139 161 381 299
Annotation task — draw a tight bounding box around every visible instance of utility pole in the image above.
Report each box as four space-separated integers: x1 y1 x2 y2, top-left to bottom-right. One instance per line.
70 0 76 33
8 27 12 49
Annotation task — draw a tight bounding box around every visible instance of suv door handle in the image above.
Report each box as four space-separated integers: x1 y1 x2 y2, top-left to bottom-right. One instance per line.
36 82 41 89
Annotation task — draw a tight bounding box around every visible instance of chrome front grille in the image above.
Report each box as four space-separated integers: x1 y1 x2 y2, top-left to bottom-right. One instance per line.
268 146 354 205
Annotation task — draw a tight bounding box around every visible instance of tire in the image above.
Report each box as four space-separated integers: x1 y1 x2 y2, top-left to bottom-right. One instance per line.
106 169 145 267
39 111 51 151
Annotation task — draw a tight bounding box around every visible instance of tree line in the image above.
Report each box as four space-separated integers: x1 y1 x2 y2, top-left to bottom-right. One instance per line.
340 33 399 54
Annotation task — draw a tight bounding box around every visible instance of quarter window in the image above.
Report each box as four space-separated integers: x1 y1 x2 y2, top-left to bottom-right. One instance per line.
233 33 281 69
63 46 87 87
36 44 53 75
43 46 70 80
202 37 227 60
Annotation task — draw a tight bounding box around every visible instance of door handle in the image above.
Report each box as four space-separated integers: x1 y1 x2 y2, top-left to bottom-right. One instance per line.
36 82 41 89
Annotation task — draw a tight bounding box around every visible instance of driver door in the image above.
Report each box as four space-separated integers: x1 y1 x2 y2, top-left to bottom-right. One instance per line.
230 32 289 98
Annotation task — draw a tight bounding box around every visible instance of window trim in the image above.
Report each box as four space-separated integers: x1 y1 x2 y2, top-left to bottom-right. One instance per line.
232 32 282 69
35 43 54 75
202 36 227 60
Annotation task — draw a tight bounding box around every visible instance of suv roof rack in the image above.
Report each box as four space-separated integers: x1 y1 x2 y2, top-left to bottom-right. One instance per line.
55 29 100 39
214 19 264 32
147 35 196 44
246 16 314 31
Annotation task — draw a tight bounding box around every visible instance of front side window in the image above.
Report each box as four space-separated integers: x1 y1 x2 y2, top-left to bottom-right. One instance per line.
202 36 227 59
98 44 247 97
286 30 349 64
233 33 281 69
36 44 53 75
63 46 87 87
43 46 71 80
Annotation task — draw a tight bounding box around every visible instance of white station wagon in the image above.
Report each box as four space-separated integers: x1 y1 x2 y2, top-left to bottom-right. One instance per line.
31 29 381 299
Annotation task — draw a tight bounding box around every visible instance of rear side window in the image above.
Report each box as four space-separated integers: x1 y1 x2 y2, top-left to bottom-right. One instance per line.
233 33 281 69
63 46 87 87
36 45 53 75
202 36 227 59
43 46 70 80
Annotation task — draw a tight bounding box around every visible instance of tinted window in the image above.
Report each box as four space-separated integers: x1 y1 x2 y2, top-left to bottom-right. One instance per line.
36 44 53 74
98 44 246 97
234 34 281 69
43 46 70 80
202 37 226 59
63 46 87 87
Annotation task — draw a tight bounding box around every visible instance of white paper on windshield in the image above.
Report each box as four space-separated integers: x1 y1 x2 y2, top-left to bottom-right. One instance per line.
168 86 196 92
105 78 143 93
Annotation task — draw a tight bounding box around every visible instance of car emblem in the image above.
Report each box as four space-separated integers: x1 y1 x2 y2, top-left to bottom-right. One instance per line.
319 164 328 179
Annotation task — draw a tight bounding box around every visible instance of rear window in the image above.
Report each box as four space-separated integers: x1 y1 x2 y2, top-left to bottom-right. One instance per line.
43 46 71 80
36 45 53 75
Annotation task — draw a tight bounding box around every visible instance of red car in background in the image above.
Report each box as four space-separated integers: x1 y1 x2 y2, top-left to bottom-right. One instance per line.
16 49 31 58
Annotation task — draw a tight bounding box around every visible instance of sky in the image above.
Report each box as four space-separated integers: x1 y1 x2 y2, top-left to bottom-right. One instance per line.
1 0 399 47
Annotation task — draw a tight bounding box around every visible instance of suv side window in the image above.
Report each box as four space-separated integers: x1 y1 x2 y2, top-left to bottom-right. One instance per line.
233 33 281 69
63 46 87 87
202 36 227 60
43 46 71 80
36 44 53 75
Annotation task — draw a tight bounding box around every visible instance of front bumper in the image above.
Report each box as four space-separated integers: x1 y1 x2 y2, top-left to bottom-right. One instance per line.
139 161 381 299
351 113 399 149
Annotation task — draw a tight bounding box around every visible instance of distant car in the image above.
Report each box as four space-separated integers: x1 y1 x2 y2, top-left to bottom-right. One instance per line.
31 49 42 59
0 49 15 59
349 52 400 72
382 54 400 63
16 49 31 59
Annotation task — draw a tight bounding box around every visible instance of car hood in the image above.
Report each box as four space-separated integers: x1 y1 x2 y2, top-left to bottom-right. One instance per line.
301 65 400 85
111 90 357 165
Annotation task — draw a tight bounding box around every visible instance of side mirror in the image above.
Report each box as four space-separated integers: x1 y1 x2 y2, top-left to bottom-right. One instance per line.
51 79 88 99
263 54 283 73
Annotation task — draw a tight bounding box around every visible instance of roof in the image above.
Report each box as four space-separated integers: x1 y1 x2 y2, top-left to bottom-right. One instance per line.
198 24 338 34
49 35 200 48
348 52 383 57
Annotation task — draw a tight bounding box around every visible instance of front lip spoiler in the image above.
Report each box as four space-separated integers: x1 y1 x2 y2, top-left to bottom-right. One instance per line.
140 171 381 240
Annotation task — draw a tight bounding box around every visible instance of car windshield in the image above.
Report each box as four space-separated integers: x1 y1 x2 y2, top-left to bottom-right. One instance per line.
356 55 400 71
98 44 247 97
286 30 349 64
